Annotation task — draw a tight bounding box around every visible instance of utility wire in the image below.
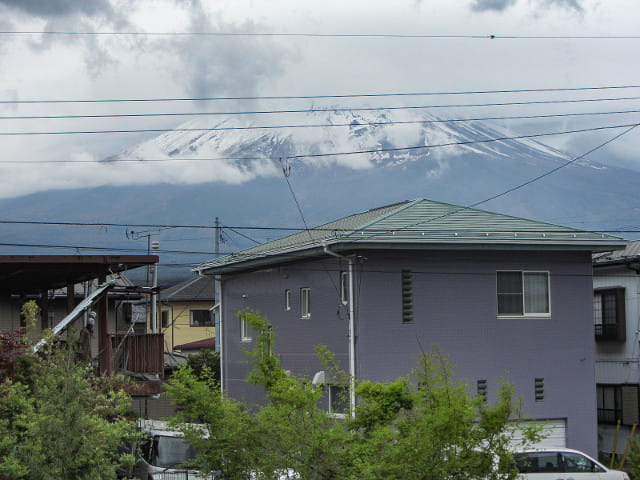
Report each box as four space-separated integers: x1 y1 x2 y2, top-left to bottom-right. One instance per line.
4 108 640 123
0 219 638 234
2 31 640 40
2 85 640 104
4 97 640 131
0 123 637 163
349 124 640 243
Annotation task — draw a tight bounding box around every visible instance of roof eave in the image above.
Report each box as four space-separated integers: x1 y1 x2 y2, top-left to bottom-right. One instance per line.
198 239 627 275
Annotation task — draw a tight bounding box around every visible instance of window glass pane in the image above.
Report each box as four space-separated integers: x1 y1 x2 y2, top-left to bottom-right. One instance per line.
190 310 212 326
524 272 549 314
603 293 617 324
497 272 523 315
301 288 310 318
561 453 597 473
340 272 348 305
593 294 603 325
330 385 349 414
497 272 522 294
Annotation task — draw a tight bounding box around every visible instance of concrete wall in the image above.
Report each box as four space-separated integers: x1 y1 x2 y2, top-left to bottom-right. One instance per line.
220 248 598 455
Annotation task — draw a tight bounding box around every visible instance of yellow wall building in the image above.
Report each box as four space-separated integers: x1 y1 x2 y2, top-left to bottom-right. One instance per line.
159 275 216 353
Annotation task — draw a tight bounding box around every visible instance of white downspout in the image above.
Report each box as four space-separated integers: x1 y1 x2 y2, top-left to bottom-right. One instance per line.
323 244 356 416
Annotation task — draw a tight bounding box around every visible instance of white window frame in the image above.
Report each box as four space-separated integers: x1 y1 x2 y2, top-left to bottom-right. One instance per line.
497 270 551 318
240 316 252 342
340 272 349 305
285 289 291 311
190 309 213 327
301 287 311 319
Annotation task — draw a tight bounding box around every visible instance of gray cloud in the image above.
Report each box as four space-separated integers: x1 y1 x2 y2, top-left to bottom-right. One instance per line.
165 1 295 100
540 0 583 13
470 0 518 12
0 0 115 18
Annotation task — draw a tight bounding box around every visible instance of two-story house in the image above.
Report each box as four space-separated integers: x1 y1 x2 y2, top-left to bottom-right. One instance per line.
196 198 625 456
159 275 216 353
593 241 640 455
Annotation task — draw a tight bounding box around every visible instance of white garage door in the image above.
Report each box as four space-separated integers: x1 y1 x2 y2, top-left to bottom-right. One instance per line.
510 419 567 449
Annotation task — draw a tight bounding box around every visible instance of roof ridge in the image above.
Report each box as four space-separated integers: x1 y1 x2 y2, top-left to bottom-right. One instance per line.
342 198 422 236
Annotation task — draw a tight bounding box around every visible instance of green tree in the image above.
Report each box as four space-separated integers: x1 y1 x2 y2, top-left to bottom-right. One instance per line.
0 302 138 480
167 310 535 480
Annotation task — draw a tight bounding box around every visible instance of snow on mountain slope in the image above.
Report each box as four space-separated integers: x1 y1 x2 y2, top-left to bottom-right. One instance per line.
107 109 571 184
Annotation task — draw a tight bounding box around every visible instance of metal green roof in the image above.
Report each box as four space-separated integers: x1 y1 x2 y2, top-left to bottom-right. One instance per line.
196 198 626 274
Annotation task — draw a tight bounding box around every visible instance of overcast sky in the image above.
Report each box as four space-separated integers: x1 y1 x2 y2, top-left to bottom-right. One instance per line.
0 0 639 198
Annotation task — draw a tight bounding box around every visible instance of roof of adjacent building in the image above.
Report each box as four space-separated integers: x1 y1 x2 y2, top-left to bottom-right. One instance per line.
174 337 216 351
196 198 626 275
593 240 640 267
161 275 215 302
0 255 158 294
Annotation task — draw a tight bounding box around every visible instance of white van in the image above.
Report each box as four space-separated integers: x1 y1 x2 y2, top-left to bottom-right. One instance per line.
136 420 212 480
513 448 630 480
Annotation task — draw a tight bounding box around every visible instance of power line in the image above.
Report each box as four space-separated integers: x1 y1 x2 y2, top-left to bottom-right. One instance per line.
0 219 638 234
347 124 640 243
2 31 640 40
0 122 637 163
4 108 640 124
2 85 640 104
3 98 640 132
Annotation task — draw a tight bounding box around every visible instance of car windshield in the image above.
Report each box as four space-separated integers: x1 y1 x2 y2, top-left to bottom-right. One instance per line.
152 435 198 468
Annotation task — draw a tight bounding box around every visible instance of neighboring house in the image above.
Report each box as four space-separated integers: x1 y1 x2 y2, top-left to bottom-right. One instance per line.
196 198 626 457
159 275 216 353
0 255 163 380
593 241 640 455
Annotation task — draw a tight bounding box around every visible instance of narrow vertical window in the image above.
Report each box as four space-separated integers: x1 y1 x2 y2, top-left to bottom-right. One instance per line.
161 310 169 329
401 270 413 323
535 377 545 402
241 317 252 342
340 272 349 305
285 289 291 311
477 379 488 403
301 287 311 318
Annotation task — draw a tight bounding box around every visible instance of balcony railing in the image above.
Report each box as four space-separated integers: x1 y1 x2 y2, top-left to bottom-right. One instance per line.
107 333 164 378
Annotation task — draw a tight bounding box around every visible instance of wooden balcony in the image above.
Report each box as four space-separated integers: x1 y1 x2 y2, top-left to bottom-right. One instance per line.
107 333 165 378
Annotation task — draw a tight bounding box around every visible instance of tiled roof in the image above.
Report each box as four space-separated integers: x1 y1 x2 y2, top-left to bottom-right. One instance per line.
174 337 216 350
161 275 215 302
197 198 626 274
593 240 640 265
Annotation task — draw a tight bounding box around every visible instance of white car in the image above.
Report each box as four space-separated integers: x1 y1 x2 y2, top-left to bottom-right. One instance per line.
513 448 630 480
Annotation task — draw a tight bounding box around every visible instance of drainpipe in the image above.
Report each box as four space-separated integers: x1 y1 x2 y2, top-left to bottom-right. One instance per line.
323 243 356 416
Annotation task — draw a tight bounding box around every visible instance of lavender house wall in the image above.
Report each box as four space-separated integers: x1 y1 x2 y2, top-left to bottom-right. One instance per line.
220 248 597 455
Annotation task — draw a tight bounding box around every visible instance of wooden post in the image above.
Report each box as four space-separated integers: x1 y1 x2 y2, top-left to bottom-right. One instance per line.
97 272 110 375
619 423 637 469
66 282 75 314
40 290 49 331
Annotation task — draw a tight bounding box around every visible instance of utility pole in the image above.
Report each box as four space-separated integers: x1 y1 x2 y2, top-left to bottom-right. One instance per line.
213 217 223 392
215 217 220 257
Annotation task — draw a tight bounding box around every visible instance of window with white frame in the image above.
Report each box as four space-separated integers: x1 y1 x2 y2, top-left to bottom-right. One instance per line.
497 271 550 316
340 272 349 305
301 287 311 318
285 289 291 311
240 316 252 342
190 309 213 327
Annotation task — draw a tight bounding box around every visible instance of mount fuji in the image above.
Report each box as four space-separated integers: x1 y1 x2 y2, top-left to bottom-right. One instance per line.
1 109 638 282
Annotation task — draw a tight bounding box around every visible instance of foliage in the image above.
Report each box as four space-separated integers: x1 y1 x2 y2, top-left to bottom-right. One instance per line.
186 348 221 383
165 365 258 480
0 319 138 480
166 309 533 480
